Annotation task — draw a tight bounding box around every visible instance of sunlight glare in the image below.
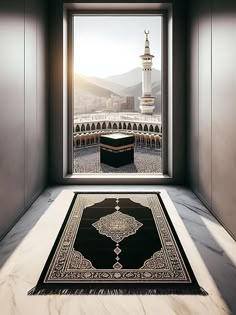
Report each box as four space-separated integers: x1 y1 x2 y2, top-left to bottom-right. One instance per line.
74 35 140 78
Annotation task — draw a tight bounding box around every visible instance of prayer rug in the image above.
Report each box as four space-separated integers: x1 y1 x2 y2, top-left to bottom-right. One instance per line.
29 192 207 295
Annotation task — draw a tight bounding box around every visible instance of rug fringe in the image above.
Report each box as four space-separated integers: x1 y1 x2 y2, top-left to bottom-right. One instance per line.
28 286 208 296
199 286 208 296
28 287 37 295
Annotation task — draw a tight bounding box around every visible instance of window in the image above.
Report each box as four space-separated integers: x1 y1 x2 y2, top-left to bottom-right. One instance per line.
67 6 169 178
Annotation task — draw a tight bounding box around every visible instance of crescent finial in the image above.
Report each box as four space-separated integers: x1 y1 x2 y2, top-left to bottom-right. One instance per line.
144 30 149 40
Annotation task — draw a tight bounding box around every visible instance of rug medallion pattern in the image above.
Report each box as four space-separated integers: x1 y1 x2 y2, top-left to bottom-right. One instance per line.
92 198 143 269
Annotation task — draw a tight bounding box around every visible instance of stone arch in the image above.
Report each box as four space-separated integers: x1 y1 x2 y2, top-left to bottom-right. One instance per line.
81 124 85 132
144 124 148 132
149 125 154 132
123 122 126 129
108 122 112 129
91 123 95 130
75 125 80 132
113 123 117 129
138 124 142 131
97 122 101 130
128 123 131 130
155 125 159 133
86 123 90 131
102 122 106 129
133 123 137 131
119 122 122 129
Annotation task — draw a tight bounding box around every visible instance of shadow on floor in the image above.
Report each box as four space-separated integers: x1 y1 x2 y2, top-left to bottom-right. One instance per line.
168 187 236 315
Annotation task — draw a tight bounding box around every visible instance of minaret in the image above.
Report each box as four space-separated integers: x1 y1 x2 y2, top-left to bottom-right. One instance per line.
139 30 156 115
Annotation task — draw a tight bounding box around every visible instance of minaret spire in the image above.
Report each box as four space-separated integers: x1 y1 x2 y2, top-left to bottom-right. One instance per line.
139 30 156 115
144 30 150 54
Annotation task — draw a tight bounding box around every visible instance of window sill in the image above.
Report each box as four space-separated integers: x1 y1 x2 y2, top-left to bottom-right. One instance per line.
62 173 174 185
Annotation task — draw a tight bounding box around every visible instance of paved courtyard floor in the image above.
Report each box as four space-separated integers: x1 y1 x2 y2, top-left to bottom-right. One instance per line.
73 145 162 174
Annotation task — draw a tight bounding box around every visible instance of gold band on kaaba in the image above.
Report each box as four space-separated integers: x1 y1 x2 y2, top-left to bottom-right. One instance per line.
100 143 134 151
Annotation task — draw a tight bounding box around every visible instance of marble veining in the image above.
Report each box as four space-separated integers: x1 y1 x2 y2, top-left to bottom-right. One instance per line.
0 185 236 315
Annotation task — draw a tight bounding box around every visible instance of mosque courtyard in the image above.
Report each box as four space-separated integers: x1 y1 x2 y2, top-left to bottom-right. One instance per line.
73 145 162 174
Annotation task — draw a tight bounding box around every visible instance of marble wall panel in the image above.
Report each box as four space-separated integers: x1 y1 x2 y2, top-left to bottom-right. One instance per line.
188 0 236 238
0 0 25 237
0 0 48 239
211 0 236 238
198 0 212 207
188 0 199 190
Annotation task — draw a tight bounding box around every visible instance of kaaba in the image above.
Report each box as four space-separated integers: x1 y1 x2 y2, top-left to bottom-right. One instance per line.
100 133 134 167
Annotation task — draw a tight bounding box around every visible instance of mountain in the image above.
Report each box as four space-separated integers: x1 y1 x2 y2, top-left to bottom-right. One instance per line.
152 81 161 95
73 71 162 114
74 74 118 97
120 80 161 98
75 68 161 95
121 82 142 98
85 76 125 95
105 67 161 88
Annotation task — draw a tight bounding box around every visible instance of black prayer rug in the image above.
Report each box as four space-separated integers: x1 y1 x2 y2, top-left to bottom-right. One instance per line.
29 192 207 295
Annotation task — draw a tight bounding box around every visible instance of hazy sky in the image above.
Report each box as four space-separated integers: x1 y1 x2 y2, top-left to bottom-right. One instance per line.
73 16 162 78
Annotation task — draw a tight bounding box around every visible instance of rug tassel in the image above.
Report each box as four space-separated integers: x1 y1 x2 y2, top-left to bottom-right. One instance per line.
199 286 208 296
28 286 208 296
28 287 37 295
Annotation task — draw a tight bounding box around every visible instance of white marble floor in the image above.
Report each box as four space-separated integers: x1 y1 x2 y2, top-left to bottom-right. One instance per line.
0 185 236 315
